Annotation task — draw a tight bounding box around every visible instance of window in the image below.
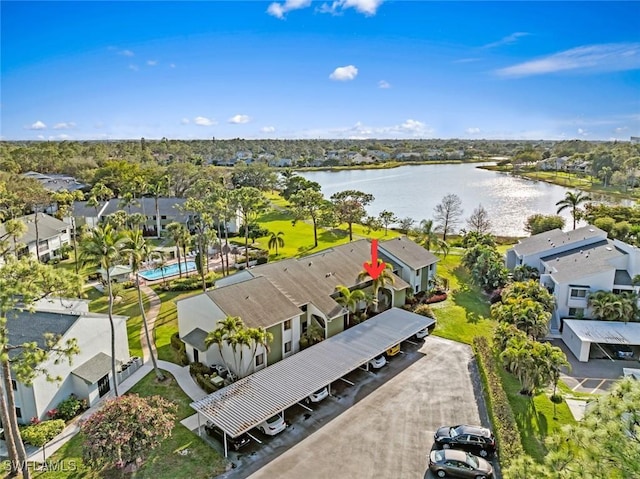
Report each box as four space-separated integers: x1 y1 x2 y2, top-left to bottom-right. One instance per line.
98 374 111 398
570 289 587 299
255 354 264 367
161 215 167 220
301 319 308 333
568 308 584 318
15 408 21 418
284 320 292 331
284 341 292 353
11 380 16 391
415 270 420 277
415 285 419 294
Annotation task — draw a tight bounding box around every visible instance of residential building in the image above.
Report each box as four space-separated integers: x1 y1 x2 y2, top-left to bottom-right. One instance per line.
4 298 130 423
178 237 438 375
73 197 240 238
505 225 640 361
0 213 70 264
22 171 88 193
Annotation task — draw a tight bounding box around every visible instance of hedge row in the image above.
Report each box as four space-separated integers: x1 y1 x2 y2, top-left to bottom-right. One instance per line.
20 419 65 446
472 336 524 467
193 373 218 394
170 332 189 366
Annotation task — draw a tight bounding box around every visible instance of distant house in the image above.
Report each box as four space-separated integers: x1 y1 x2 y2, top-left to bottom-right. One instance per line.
505 225 640 361
0 213 70 264
178 237 438 375
22 171 88 193
3 298 130 423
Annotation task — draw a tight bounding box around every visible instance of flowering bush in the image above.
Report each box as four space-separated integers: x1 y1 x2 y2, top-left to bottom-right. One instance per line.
47 409 58 419
30 417 41 425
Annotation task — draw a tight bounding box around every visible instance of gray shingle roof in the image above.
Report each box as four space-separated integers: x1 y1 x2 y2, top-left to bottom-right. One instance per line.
6 310 80 358
101 197 189 221
0 213 68 246
513 225 607 256
541 239 625 283
380 236 439 270
191 307 435 438
206 276 302 329
182 328 209 351
71 352 113 384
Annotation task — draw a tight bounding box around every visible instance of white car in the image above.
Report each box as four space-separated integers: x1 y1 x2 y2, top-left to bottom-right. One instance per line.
306 387 329 404
415 327 430 339
256 414 287 436
368 355 387 369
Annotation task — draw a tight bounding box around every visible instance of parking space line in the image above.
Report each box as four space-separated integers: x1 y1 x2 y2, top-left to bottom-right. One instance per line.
591 379 607 394
572 378 587 391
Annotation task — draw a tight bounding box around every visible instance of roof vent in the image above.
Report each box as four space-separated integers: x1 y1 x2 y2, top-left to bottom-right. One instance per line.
606 247 612 251
589 228 594 232
580 250 583 254
325 272 332 278
308 262 313 266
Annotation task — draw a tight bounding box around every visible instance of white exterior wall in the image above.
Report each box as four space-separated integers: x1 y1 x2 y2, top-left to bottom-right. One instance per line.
282 315 301 359
14 314 129 423
613 240 640 278
554 269 616 320
562 327 591 362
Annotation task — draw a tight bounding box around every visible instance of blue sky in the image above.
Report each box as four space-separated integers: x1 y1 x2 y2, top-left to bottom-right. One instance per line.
2 1 639 141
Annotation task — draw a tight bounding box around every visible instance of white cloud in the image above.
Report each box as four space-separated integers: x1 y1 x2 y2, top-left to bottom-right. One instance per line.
378 80 391 89
49 134 71 140
318 0 384 16
53 122 76 130
169 63 176 68
27 120 47 130
496 42 640 77
267 0 311 18
194 116 215 126
327 119 434 138
119 49 135 57
228 114 250 124
577 128 589 137
330 65 358 81
128 64 139 71
483 32 529 49
181 118 190 125
147 60 158 66
466 127 481 134
261 126 276 133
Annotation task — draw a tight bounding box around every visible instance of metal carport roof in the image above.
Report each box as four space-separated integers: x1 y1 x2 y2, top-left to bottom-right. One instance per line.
191 307 435 438
564 319 640 345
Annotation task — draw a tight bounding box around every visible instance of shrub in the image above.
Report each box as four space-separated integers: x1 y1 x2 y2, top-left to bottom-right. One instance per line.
20 419 65 446
413 304 435 318
194 373 218 394
256 256 268 265
189 362 210 375
472 336 524 468
550 394 563 404
55 394 85 421
170 332 184 351
425 292 447 304
170 332 189 365
121 280 136 289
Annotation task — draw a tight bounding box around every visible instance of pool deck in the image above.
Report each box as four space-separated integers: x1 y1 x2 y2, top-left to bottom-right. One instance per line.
138 255 224 285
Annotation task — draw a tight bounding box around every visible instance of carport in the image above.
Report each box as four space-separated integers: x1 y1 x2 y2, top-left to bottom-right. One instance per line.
190 307 435 456
562 319 640 362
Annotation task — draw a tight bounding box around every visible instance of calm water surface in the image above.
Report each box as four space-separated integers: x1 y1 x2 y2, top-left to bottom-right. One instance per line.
300 163 628 237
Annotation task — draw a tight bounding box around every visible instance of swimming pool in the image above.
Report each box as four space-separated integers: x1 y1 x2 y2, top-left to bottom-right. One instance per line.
139 261 198 281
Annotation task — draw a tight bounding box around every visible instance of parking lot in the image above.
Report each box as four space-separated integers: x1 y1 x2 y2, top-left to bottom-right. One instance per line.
212 336 495 479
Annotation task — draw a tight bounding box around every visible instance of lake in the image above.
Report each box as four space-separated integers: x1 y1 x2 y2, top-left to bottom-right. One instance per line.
299 163 627 237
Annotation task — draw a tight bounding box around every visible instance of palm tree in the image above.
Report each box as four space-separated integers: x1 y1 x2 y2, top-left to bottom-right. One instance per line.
357 260 395 313
123 229 165 381
268 231 285 256
165 222 187 278
334 285 366 327
555 191 591 230
79 224 128 397
247 327 273 374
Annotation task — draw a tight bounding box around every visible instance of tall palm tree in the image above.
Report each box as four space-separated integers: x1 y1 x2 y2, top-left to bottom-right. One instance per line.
268 231 285 256
247 327 273 374
357 260 395 313
555 191 591 230
123 229 165 381
165 221 187 278
79 224 128 397
334 285 366 326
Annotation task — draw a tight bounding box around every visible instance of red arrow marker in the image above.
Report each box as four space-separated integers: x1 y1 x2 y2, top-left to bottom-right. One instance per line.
363 239 385 279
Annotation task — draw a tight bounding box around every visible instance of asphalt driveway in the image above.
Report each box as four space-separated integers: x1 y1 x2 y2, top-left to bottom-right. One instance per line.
216 335 492 479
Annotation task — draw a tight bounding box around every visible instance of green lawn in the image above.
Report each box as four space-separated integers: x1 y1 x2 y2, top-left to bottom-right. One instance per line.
499 370 575 462
152 288 201 363
429 252 496 344
33 370 227 479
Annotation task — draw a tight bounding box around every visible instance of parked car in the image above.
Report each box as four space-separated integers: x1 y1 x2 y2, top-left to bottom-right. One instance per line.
204 421 251 451
256 414 287 436
368 355 387 369
428 449 494 479
434 425 497 458
305 386 329 404
386 343 401 357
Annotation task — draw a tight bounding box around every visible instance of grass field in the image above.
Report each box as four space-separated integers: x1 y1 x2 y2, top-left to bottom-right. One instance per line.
33 370 227 479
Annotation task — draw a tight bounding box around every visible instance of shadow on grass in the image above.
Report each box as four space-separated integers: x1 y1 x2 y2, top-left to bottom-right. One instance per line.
318 228 348 242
